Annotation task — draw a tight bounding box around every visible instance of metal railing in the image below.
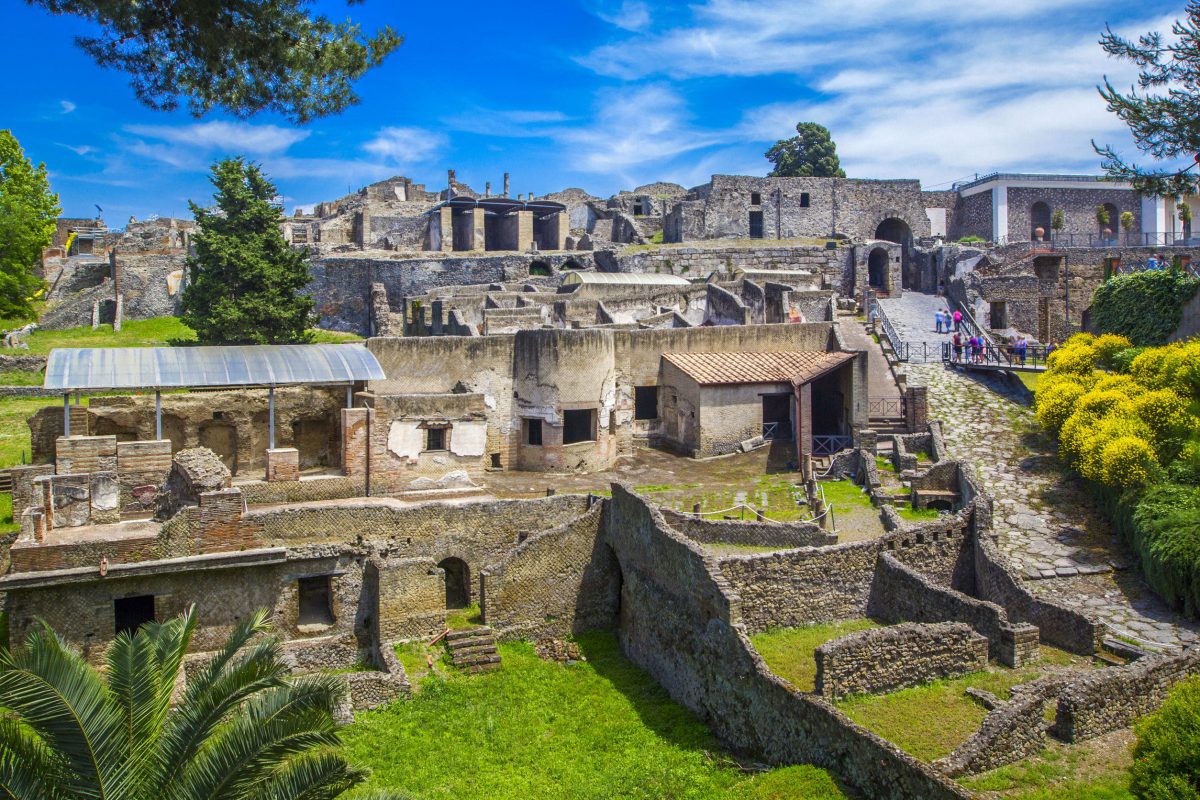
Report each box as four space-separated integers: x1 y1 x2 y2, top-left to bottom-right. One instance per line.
1033 232 1197 249
813 435 854 456
872 300 909 362
942 340 1051 370
868 397 906 417
1107 257 1200 280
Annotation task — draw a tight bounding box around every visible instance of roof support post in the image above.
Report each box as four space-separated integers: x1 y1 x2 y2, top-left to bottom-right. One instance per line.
346 384 353 409
155 390 162 440
268 387 276 450
63 393 70 437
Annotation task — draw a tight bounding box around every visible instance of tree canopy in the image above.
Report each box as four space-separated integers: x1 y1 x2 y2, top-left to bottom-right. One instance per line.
765 122 846 178
0 130 59 322
0 607 408 800
26 0 402 123
181 158 315 344
1095 3 1200 195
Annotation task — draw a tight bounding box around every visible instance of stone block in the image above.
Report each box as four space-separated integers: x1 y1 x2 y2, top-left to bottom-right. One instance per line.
89 471 120 524
46 474 91 528
265 447 300 482
999 623 1041 668
55 435 117 475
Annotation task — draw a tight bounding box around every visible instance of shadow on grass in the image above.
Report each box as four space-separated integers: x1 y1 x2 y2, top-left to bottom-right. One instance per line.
573 628 861 799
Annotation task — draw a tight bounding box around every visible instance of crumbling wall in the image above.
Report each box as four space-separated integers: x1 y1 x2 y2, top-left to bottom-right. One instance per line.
155 448 232 521
661 509 837 548
814 622 987 699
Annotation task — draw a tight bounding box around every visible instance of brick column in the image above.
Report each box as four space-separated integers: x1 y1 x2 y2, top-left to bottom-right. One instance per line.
438 207 453 252
905 385 928 433
341 407 375 478
197 488 250 552
471 208 486 250
265 448 300 482
795 382 812 468
554 211 568 250
516 210 534 251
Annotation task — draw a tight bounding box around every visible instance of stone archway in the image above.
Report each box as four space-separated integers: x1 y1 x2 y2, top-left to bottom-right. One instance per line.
875 217 912 245
438 557 470 609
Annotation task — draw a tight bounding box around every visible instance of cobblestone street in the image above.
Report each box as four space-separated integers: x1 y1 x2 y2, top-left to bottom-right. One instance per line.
907 359 1198 652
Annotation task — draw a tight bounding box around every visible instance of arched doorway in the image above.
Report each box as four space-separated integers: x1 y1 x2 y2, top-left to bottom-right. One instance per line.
1030 202 1051 242
438 557 470 609
874 218 911 245
867 248 889 291
561 259 583 270
528 260 551 277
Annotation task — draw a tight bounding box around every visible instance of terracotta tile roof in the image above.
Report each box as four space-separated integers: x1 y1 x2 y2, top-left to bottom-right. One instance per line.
662 351 854 386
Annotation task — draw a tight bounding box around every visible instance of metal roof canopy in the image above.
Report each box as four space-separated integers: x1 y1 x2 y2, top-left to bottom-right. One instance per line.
426 197 567 218
562 271 691 287
45 343 385 392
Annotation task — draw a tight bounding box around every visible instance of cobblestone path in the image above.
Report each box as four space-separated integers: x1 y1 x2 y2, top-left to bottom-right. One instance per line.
878 292 955 363
909 360 1198 653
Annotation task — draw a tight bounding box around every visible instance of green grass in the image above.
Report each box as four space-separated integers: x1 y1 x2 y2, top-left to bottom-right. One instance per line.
751 619 880 692
874 456 894 473
818 479 876 511
0 370 45 386
960 738 1133 799
0 493 15 535
446 603 483 630
836 647 1095 762
897 505 941 522
1016 372 1042 393
0 396 63 469
348 632 850 800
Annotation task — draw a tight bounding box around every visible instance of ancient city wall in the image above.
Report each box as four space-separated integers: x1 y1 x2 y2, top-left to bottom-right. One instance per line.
661 509 837 548
813 622 987 699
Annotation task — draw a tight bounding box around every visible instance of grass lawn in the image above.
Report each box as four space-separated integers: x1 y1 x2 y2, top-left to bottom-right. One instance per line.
959 730 1133 799
350 631 851 800
751 619 881 692
836 647 1095 763
1015 372 1042 394
0 396 62 470
896 505 941 523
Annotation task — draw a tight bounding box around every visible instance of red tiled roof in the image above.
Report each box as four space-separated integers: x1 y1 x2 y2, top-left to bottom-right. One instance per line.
661 351 854 386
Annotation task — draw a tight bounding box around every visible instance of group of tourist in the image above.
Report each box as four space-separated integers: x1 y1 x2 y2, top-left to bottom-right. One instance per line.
949 332 988 363
933 307 962 334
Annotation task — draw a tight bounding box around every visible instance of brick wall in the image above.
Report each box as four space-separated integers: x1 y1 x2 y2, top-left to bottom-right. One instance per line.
55 435 116 474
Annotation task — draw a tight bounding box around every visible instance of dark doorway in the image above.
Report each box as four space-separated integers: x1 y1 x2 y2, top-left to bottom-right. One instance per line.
749 210 764 239
114 594 155 636
874 217 911 245
529 260 551 277
199 421 237 475
298 575 334 625
634 386 659 420
524 418 543 446
1100 203 1119 239
563 408 596 444
990 301 1008 330
868 248 889 290
810 371 846 436
1030 202 1051 241
761 393 792 440
439 557 470 609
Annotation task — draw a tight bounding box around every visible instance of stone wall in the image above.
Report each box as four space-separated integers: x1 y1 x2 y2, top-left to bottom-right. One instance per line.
480 502 620 640
612 244 849 292
1054 647 1200 741
604 484 970 799
814 622 987 699
661 509 837 548
936 677 1064 777
1170 283 1200 342
704 283 750 325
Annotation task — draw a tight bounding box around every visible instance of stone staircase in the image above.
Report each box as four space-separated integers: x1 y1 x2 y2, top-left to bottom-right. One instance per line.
445 627 502 673
868 415 908 448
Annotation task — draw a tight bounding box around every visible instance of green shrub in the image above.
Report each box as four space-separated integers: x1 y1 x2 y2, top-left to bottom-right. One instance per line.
1090 270 1200 346
1112 346 1149 374
1131 484 1200 615
1130 676 1200 799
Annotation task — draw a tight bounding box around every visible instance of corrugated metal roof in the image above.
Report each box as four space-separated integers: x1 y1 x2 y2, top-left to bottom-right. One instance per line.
662 351 854 386
562 271 691 287
44 344 384 391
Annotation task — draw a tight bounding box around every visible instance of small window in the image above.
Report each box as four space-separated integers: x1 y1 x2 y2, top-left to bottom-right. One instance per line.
524 418 543 446
750 192 762 205
634 386 659 420
298 576 334 626
800 193 810 208
425 427 446 451
563 409 596 444
114 595 155 636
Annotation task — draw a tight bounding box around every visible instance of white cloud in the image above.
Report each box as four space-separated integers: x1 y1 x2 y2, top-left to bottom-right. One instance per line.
593 0 652 32
124 121 311 155
59 100 76 114
362 126 447 165
57 143 95 157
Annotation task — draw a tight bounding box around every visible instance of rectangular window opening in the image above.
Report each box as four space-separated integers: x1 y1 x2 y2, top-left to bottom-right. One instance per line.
800 192 810 208
114 594 155 636
298 575 334 626
563 409 596 445
524 418 543 446
634 386 659 421
425 427 446 451
750 192 762 205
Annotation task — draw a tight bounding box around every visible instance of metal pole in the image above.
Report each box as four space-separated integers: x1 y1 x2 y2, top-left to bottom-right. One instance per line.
63 393 70 437
1064 254 1070 339
155 390 162 440
268 387 276 449
346 384 353 408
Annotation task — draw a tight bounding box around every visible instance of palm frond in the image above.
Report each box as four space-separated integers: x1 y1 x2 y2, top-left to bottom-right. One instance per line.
0 624 132 800
243 750 368 800
0 716 69 800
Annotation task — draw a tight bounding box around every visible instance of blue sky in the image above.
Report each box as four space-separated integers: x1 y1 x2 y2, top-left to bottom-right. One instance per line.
2 0 1180 221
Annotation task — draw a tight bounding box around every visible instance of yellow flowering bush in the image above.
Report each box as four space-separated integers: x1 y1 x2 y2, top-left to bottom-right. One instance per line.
1131 389 1197 445
1046 338 1098 375
1093 333 1133 365
1035 380 1088 435
1077 414 1155 482
1092 373 1145 398
1100 436 1158 487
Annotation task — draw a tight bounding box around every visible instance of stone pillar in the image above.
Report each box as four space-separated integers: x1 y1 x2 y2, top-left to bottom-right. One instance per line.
516 210 534 251
471 208 486 250
503 172 510 198
430 300 444 335
905 385 928 433
554 211 568 251
447 168 456 198
197 488 250 552
485 181 491 198
341 407 375 478
265 447 300 482
999 624 1041 668
438 206 453 253
857 429 878 456
991 184 1008 243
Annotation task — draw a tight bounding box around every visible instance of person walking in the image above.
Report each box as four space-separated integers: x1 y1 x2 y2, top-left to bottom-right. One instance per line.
1017 336 1028 366
934 309 944 333
952 331 963 362
952 308 963 332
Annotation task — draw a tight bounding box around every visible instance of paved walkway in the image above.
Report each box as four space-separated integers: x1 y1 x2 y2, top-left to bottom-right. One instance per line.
878 291 956 363
837 315 901 402
909 361 1198 653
